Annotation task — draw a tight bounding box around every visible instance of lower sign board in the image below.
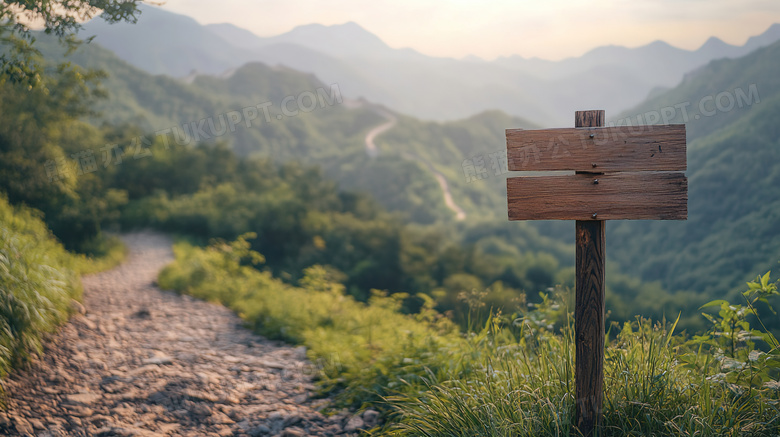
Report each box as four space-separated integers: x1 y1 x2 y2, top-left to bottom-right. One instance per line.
507 171 687 221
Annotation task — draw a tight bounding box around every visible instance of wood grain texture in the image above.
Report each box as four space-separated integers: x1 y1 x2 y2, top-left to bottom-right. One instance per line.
576 110 605 128
574 109 604 437
575 220 606 437
507 172 687 221
506 124 686 172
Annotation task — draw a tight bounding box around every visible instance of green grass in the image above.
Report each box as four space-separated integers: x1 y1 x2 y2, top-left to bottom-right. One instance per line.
385 317 780 436
159 235 780 436
158 234 465 407
0 196 82 383
0 195 127 395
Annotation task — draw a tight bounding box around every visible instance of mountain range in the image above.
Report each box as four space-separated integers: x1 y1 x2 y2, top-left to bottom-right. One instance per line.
65 8 780 331
607 41 780 307
81 5 780 125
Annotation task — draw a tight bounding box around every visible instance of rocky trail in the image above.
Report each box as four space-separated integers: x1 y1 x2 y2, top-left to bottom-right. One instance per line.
0 232 375 437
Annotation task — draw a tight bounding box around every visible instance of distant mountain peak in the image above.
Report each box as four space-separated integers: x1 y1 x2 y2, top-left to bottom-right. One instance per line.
645 40 674 48
699 36 729 50
744 22 780 51
755 22 780 35
273 20 392 59
287 21 382 41
337 21 367 30
205 22 266 48
288 22 325 31
288 21 371 34
208 22 251 31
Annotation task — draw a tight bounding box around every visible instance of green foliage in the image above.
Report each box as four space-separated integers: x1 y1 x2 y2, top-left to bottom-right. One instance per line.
23 26 780 336
32 35 553 225
161 236 780 436
689 273 780 385
0 47 131 252
0 195 82 383
0 37 571 323
71 234 127 275
378 110 538 221
105 136 563 325
386 295 779 436
8 32 602 326
0 0 141 86
158 237 461 407
608 94 780 332
607 42 780 332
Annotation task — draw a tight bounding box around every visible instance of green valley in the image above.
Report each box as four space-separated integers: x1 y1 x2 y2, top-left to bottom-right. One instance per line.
1 4 779 435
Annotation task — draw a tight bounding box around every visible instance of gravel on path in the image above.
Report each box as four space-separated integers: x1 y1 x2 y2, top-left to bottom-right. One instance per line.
0 232 375 436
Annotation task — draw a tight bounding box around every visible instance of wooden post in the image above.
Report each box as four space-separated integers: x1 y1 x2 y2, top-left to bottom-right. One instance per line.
505 109 687 436
574 110 605 437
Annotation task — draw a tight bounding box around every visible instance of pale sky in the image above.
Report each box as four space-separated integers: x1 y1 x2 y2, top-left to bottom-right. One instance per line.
157 0 780 60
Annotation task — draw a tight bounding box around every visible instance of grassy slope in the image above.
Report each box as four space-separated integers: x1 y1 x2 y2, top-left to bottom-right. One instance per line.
161 235 780 437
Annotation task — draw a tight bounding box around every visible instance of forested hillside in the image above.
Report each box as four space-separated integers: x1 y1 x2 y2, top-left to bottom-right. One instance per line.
606 41 780 327
34 31 780 332
37 35 515 224
2 33 579 329
18 27 780 338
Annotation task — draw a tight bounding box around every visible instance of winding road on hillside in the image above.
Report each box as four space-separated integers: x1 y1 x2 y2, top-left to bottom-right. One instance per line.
399 152 467 221
363 109 396 158
0 233 373 437
364 108 467 221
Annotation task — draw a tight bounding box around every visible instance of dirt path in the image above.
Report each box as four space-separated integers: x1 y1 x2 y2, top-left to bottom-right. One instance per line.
431 171 466 221
400 152 467 221
364 109 396 158
0 232 373 437
364 108 467 221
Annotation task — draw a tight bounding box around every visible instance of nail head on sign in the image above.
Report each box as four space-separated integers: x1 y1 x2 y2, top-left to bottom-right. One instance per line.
593 179 599 184
592 212 598 219
589 133 595 139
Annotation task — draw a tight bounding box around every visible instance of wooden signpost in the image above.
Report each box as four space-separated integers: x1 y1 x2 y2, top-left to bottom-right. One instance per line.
505 110 687 436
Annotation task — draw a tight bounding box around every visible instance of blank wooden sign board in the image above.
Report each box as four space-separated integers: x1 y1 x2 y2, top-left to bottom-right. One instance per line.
505 110 687 436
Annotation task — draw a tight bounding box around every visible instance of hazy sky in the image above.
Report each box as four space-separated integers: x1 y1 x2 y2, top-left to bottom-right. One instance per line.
158 0 780 60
